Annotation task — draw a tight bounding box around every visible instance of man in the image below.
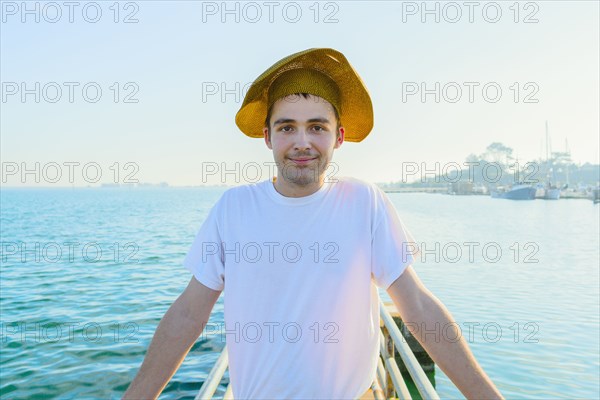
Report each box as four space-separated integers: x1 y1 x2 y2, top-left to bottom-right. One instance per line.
123 48 503 399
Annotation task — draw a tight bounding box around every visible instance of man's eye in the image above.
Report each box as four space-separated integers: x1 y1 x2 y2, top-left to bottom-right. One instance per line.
312 125 325 132
280 126 293 132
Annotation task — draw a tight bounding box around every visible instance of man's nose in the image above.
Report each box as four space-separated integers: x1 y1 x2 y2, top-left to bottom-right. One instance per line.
294 128 311 150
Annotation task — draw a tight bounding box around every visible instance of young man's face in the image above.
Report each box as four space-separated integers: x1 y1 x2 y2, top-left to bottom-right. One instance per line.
263 94 344 189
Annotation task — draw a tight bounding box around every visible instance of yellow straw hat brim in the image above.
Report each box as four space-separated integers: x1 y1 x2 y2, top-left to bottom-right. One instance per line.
235 48 374 143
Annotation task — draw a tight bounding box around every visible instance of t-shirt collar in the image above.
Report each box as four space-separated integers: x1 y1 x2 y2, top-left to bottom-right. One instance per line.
264 177 332 205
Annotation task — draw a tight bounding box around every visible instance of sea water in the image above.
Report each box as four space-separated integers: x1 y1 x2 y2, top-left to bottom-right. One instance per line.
1 187 598 399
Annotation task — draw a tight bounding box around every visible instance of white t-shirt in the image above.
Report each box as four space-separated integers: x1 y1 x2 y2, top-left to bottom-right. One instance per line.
183 177 419 399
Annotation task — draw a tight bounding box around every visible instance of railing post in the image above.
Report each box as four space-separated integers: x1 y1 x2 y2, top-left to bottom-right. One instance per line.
380 299 439 400
381 324 396 399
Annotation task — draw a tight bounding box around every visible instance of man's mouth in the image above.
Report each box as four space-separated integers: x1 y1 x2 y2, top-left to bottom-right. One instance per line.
288 157 317 165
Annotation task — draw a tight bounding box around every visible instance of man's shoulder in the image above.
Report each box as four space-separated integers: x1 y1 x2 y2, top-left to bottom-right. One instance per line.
334 176 375 187
219 180 269 200
331 176 382 196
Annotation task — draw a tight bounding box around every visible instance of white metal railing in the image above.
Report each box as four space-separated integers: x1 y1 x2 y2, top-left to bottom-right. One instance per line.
195 295 441 399
379 297 440 400
195 346 229 400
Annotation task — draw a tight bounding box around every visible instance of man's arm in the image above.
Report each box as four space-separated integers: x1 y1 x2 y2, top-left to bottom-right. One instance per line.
386 265 504 400
122 277 222 400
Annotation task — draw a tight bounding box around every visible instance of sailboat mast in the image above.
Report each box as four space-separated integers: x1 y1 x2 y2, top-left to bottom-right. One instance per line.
565 138 570 186
545 120 549 162
545 120 550 180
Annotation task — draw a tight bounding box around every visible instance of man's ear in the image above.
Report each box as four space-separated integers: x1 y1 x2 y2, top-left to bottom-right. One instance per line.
263 127 272 149
334 127 345 149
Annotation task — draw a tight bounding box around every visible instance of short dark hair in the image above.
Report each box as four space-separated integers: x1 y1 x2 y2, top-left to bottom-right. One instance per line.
265 93 341 141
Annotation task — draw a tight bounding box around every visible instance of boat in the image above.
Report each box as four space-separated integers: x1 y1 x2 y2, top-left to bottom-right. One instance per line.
539 121 561 200
544 183 561 200
534 183 545 199
535 183 561 200
472 183 488 195
490 183 537 200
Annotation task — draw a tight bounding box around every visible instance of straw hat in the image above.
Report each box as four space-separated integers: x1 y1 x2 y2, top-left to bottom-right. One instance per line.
235 48 374 142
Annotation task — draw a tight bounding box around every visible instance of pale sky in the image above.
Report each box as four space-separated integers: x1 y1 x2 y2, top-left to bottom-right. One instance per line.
2 0 598 187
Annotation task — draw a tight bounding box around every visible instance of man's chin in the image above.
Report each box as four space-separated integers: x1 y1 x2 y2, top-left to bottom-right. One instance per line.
281 166 320 186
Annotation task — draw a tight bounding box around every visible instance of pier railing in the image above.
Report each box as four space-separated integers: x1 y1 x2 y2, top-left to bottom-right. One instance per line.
378 297 440 400
195 295 441 400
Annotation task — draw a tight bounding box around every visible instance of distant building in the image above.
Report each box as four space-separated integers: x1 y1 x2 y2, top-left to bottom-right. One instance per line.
449 181 474 195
